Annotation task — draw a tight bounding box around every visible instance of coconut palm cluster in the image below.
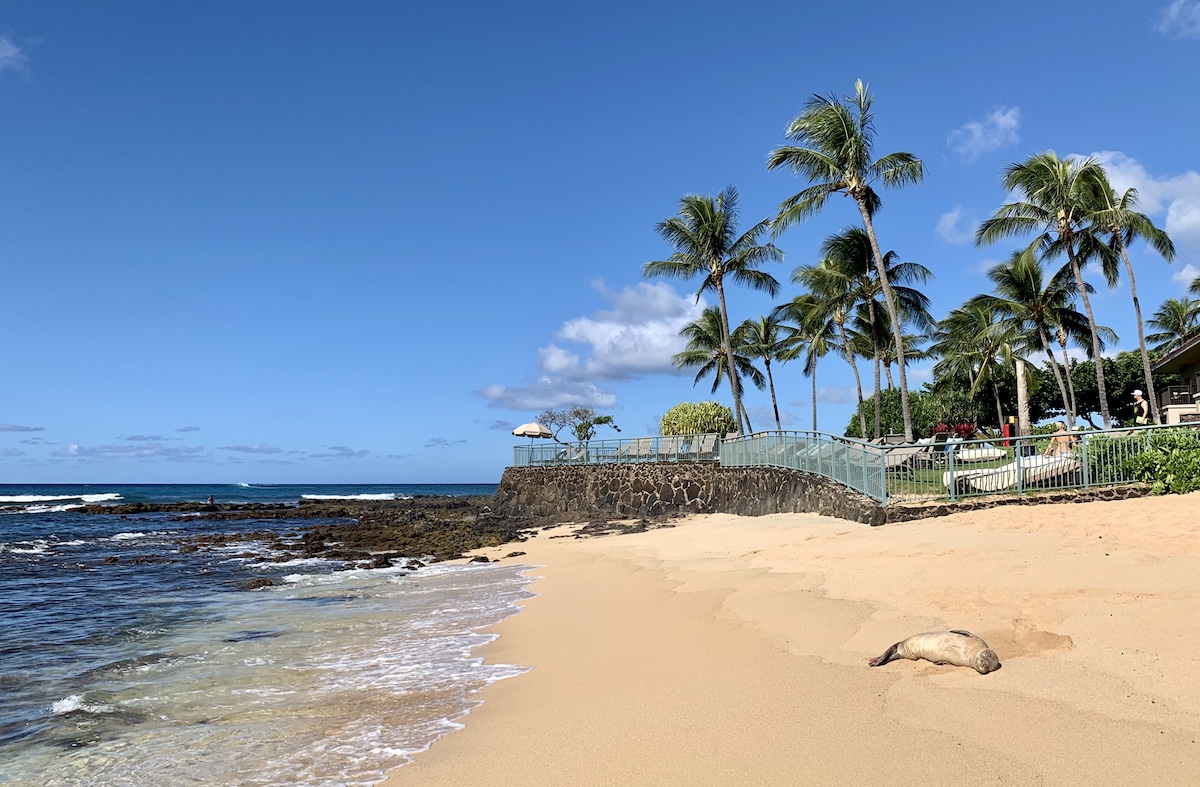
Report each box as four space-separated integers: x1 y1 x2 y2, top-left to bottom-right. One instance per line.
644 80 1181 441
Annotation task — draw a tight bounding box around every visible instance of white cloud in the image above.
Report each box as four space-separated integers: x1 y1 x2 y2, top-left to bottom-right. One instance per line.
477 378 618 412
0 423 43 432
552 280 707 380
51 442 209 462
0 36 24 72
218 442 283 454
310 445 370 459
1173 262 1200 288
935 206 974 244
477 280 705 412
176 425 201 433
1090 151 1200 249
746 406 795 428
948 106 1020 162
816 386 857 404
1157 1 1200 38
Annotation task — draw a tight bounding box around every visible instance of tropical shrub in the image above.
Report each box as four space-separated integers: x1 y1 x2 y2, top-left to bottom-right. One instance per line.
1129 428 1200 495
660 401 737 436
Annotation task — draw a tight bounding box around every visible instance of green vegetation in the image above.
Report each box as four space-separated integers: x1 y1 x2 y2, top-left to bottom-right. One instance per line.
535 407 621 444
1130 429 1200 495
659 401 737 437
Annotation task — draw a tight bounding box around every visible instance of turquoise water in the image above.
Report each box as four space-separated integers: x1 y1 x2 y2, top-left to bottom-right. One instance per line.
0 483 532 786
0 483 499 511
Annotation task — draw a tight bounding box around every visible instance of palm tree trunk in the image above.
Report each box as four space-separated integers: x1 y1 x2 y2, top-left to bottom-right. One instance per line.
714 280 746 435
837 319 868 438
1038 325 1074 428
811 363 818 431
872 351 882 440
1066 244 1112 427
990 377 1004 431
884 360 895 389
1119 240 1160 423
1059 334 1079 420
766 359 781 430
857 201 913 442
866 298 882 440
1014 357 1031 437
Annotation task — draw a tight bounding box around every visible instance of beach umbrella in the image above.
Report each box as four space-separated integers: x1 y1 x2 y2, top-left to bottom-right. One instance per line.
512 422 553 441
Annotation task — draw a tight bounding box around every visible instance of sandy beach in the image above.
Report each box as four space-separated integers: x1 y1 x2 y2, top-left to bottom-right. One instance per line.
382 493 1200 786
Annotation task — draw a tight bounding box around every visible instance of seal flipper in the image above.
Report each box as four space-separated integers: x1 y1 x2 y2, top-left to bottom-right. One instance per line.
949 630 975 638
868 642 900 667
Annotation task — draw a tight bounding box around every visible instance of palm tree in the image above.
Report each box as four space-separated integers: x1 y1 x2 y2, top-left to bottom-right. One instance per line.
1147 297 1200 354
972 248 1087 428
774 294 836 431
931 302 1019 430
794 227 932 439
786 260 870 438
644 187 781 434
673 307 765 432
767 80 925 441
739 314 790 430
1085 175 1176 423
977 152 1116 427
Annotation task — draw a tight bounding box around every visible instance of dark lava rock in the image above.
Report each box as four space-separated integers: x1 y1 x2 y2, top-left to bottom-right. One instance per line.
466 556 491 563
100 556 119 565
239 579 275 591
503 551 527 559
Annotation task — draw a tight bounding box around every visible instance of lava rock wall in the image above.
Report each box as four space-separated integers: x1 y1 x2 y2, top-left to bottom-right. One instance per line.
495 464 886 525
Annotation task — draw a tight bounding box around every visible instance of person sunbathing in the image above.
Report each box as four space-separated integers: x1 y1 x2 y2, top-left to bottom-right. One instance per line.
1043 422 1076 457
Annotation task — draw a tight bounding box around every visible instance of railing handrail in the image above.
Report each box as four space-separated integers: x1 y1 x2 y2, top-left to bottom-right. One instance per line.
512 423 1200 507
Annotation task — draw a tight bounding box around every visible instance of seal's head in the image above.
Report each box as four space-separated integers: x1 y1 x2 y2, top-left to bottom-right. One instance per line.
974 648 1002 674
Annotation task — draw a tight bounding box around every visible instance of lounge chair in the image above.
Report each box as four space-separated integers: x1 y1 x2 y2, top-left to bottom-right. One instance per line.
882 443 925 475
656 436 684 461
943 454 1081 494
691 433 719 460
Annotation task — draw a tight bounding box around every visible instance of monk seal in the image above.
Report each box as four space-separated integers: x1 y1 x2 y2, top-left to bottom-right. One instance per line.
868 630 1001 674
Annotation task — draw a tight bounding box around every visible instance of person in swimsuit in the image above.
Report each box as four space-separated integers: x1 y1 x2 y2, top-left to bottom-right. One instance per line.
1043 422 1076 457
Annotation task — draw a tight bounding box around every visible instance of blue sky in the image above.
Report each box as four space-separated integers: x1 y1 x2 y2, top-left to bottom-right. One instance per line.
2 1 1199 483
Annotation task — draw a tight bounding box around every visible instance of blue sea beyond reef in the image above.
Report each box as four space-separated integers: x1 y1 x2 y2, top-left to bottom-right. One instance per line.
0 483 535 787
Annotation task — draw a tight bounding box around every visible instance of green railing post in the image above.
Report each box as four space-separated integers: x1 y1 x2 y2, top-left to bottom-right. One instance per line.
1015 440 1024 495
947 447 957 502
1081 433 1090 489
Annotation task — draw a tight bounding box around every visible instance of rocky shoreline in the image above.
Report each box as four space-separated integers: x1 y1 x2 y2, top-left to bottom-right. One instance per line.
73 496 674 580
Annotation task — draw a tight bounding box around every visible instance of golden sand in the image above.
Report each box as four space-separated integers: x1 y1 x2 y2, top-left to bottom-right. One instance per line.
382 493 1200 786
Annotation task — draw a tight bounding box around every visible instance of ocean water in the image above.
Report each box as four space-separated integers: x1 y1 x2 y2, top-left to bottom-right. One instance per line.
0 483 535 786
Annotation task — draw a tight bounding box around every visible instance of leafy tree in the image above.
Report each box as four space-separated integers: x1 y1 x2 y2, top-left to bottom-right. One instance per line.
673 308 765 433
535 407 621 444
977 152 1116 427
1061 352 1179 427
644 187 781 434
1086 174 1176 423
768 80 925 441
660 401 737 436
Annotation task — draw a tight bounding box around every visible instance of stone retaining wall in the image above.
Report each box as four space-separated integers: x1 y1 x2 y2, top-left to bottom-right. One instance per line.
496 464 1153 527
495 463 886 525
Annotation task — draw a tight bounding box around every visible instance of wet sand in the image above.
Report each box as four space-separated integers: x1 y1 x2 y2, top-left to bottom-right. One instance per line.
382 493 1200 785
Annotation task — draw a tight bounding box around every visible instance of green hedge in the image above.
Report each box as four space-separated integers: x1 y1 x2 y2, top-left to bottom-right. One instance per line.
1130 428 1200 495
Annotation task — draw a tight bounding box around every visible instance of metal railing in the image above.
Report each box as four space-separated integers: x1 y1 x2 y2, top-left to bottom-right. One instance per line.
720 430 887 502
512 424 1200 506
512 433 723 467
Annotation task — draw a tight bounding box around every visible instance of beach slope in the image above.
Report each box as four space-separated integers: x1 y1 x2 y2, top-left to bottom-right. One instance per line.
383 493 1200 786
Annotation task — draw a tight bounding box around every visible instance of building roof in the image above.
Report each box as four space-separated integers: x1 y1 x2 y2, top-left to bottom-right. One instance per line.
1152 329 1200 374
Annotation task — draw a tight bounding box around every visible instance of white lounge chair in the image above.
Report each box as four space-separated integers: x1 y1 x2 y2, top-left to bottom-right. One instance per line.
943 454 1080 493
